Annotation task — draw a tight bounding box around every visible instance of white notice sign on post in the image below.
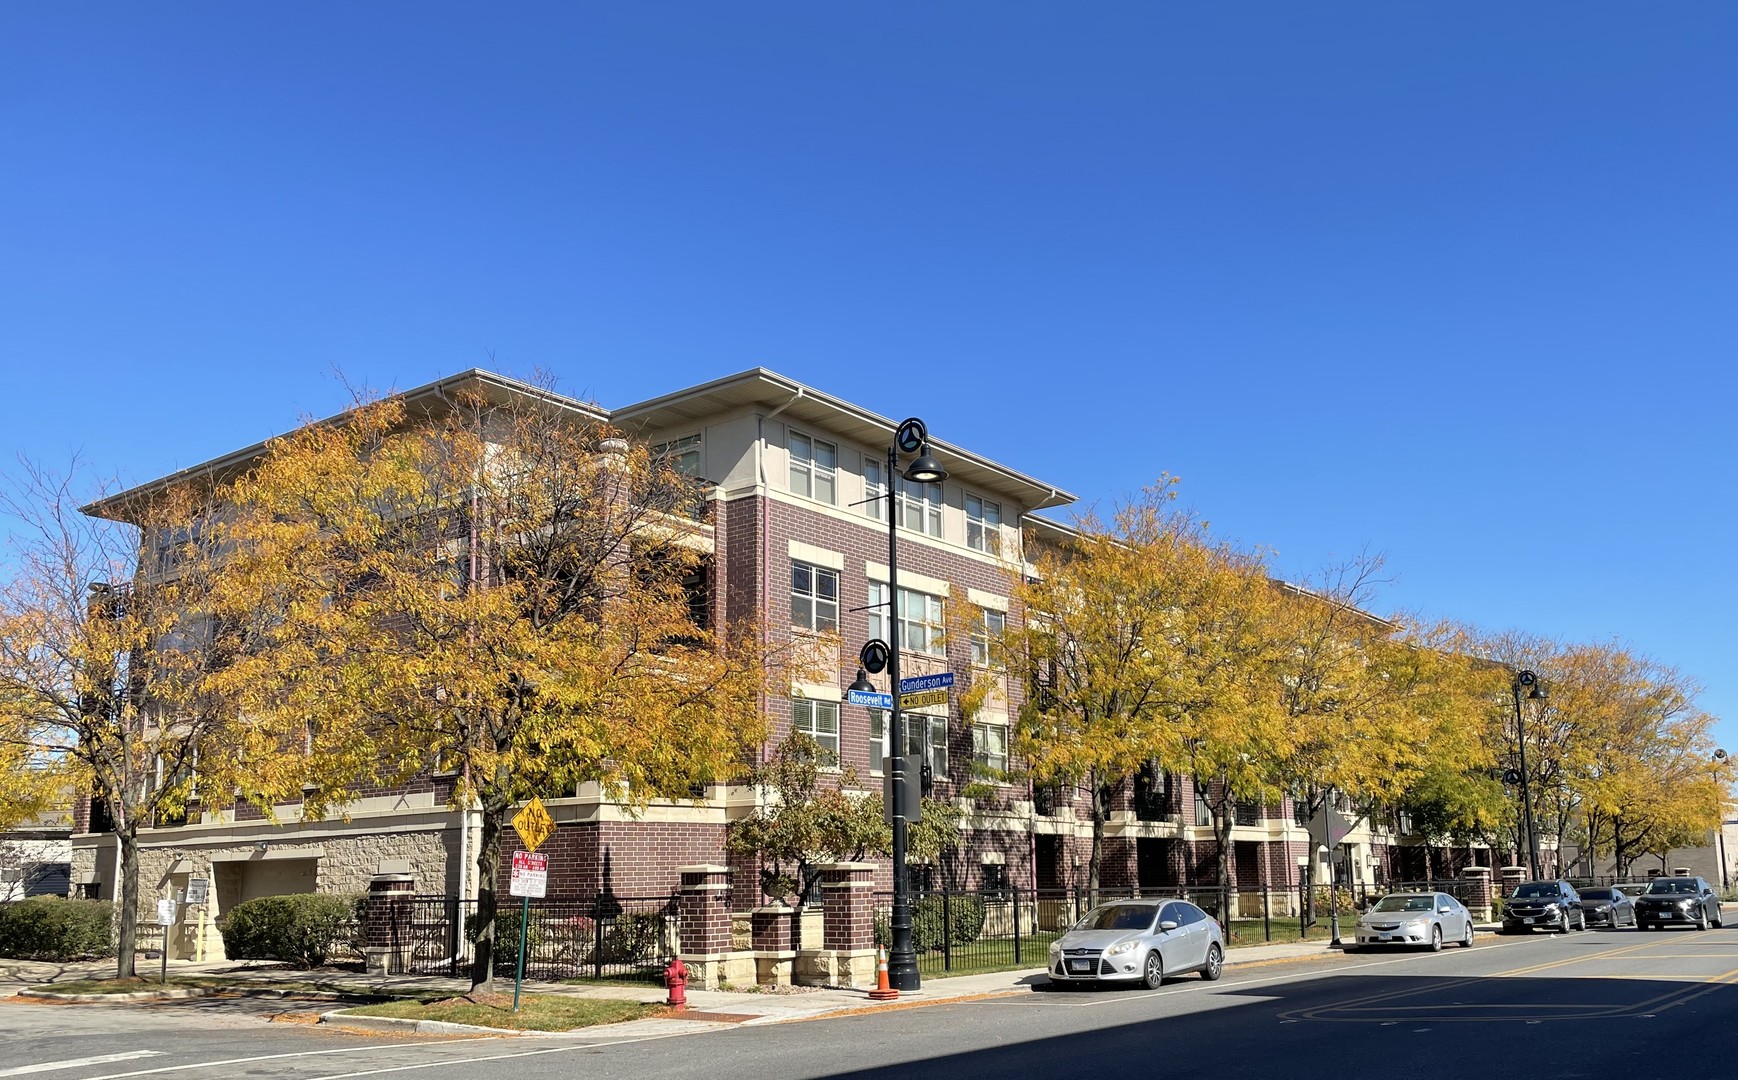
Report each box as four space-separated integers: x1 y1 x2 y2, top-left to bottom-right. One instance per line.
509 850 548 899
156 898 178 926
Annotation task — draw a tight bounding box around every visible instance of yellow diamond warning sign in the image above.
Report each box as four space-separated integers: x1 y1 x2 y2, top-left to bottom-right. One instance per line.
512 797 555 853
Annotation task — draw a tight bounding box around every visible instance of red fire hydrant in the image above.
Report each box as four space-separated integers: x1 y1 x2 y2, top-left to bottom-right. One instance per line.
664 956 689 1011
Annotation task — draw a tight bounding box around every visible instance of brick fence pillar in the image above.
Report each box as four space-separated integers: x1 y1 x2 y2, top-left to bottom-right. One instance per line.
1499 865 1528 895
363 873 414 977
675 865 733 989
1462 866 1493 923
790 861 876 988
752 904 798 987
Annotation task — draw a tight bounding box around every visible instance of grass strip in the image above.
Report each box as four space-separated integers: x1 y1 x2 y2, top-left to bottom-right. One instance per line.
23 975 414 998
340 994 658 1032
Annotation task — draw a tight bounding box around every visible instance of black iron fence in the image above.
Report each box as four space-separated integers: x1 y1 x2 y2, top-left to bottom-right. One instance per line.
379 892 678 983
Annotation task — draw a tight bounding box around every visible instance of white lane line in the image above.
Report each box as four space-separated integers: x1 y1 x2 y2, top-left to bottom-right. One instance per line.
302 1031 698 1080
1037 937 1535 1009
80 1040 497 1080
0 1053 162 1077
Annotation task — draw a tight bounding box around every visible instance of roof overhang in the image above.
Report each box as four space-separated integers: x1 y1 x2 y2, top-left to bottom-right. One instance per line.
612 368 1076 513
82 369 607 523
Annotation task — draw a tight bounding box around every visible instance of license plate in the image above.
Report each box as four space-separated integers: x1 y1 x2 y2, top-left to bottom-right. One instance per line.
1068 960 1093 972
1523 917 1536 924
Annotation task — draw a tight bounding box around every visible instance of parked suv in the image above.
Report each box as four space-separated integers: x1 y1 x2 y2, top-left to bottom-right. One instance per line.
1501 880 1586 934
1633 877 1723 931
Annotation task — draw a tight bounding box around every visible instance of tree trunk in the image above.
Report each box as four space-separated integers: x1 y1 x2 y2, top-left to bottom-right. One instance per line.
115 827 140 979
469 797 508 993
1423 844 1435 883
1087 774 1105 907
1210 782 1234 894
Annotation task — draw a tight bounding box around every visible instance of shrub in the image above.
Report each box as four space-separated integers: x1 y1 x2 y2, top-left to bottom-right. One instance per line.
0 897 114 961
467 907 555 972
910 894 987 952
599 912 667 965
218 893 362 967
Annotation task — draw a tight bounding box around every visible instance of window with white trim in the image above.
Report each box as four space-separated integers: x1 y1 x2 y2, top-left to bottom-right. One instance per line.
790 562 839 633
652 433 703 477
896 476 942 537
965 494 1001 553
863 457 887 521
867 583 945 656
791 699 840 758
972 720 1008 773
971 609 1005 668
789 431 837 505
868 708 947 781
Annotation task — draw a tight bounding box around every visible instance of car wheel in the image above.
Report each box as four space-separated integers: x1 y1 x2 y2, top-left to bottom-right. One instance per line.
1713 905 1724 930
1142 950 1165 990
1461 922 1475 948
1429 925 1443 952
1577 911 1587 931
1559 912 1571 934
1696 908 1711 932
1200 943 1224 982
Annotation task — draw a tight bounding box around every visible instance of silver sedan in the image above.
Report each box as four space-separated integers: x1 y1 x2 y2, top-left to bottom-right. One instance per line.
1349 891 1475 951
1047 899 1225 989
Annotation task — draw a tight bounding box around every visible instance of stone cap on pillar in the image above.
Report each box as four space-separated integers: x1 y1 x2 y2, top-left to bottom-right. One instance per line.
1462 866 1492 877
369 873 415 886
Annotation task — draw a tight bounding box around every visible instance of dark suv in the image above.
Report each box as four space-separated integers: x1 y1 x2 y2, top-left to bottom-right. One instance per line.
1633 877 1723 931
1502 880 1586 934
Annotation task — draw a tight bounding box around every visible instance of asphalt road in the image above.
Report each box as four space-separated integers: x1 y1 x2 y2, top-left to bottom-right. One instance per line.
4 926 1737 1080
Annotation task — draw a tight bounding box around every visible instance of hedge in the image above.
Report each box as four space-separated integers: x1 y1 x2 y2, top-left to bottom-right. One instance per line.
218 893 363 967
0 897 115 961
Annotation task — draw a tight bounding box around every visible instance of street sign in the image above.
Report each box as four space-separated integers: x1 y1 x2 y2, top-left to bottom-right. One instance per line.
185 878 209 905
1308 805 1355 848
509 850 548 898
512 797 555 853
900 688 949 709
848 689 894 708
898 672 954 693
156 898 178 926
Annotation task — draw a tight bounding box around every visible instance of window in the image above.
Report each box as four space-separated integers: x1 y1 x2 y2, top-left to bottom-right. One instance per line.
652 433 703 478
896 476 942 536
972 609 1005 668
981 862 1010 898
790 562 839 633
791 699 840 758
868 583 945 656
1195 791 1213 827
789 431 837 505
965 494 1001 553
863 457 887 521
868 709 947 781
972 721 1008 773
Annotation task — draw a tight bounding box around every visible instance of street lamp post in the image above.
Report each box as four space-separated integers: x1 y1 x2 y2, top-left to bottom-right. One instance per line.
850 418 946 993
1512 670 1547 879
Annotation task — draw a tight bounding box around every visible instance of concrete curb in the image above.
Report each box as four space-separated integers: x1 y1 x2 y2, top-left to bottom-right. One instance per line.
317 1009 532 1037
19 986 217 1003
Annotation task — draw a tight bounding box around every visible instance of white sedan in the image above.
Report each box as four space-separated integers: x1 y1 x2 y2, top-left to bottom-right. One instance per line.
1348 891 1475 951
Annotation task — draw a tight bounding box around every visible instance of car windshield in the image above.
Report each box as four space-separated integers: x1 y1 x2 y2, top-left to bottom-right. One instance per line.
1580 888 1612 900
1512 884 1561 899
1644 880 1697 895
1371 896 1435 913
1074 904 1156 931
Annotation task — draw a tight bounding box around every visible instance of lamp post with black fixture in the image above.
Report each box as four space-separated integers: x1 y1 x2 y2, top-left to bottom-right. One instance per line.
1511 670 1547 879
848 417 947 993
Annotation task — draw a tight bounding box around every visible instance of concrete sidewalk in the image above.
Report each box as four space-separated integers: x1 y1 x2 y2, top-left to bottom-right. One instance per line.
2 936 1344 1028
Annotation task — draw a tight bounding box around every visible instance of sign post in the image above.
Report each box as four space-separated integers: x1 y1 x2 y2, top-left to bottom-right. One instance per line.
509 798 554 1011
156 898 178 983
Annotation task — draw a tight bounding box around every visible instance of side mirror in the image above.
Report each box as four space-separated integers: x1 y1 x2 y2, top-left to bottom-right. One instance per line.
1158 920 1179 931
1438 907 1453 915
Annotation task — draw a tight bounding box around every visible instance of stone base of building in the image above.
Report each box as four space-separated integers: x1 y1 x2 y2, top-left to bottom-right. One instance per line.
795 947 876 988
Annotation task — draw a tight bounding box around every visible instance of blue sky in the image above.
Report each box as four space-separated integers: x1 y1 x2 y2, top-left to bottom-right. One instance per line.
3 4 1734 743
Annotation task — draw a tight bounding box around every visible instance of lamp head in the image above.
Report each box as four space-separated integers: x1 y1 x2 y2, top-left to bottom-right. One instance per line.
903 448 947 484
848 668 876 694
1528 685 1547 701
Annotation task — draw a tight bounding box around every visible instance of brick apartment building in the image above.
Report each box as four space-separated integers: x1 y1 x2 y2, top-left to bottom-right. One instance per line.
69 368 1489 958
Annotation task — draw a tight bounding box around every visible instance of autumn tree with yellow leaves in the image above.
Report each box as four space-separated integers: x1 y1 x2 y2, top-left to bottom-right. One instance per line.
217 385 768 992
1008 480 1288 896
0 462 307 977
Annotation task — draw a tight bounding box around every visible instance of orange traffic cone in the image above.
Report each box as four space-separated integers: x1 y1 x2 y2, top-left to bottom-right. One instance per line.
868 944 899 1001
